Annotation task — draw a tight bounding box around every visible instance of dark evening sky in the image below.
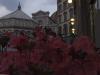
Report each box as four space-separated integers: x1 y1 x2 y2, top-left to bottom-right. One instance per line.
0 0 57 17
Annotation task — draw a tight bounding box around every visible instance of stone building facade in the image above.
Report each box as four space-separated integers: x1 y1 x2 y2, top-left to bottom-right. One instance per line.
32 10 58 33
73 0 97 41
95 9 100 48
94 0 100 48
57 0 75 42
57 0 98 41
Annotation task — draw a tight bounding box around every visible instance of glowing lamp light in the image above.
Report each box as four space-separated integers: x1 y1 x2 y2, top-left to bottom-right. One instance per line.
68 0 73 3
71 22 75 25
72 28 76 34
70 18 75 22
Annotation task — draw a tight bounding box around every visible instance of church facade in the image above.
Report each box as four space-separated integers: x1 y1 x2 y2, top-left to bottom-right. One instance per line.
32 10 58 33
0 4 38 36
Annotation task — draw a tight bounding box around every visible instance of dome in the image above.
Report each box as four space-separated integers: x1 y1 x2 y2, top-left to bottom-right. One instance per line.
0 9 32 20
0 4 38 34
0 4 32 20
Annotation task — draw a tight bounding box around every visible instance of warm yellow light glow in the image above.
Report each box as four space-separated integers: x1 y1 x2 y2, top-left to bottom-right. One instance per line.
72 28 76 34
70 18 75 22
71 22 75 25
68 0 72 3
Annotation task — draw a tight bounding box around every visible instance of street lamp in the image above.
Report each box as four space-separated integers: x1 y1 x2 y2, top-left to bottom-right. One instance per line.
68 0 73 4
71 22 75 25
72 28 76 34
69 18 76 35
65 18 75 43
70 18 75 22
70 18 75 25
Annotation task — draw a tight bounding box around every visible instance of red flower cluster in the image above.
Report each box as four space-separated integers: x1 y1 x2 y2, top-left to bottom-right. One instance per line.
0 27 99 75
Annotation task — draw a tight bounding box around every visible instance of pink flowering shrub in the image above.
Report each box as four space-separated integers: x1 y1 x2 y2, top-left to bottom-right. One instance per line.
0 27 99 75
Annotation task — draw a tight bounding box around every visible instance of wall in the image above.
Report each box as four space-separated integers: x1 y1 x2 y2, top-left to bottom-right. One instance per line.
95 10 100 48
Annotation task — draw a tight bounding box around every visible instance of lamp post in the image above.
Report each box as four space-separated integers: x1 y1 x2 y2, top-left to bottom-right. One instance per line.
67 0 76 43
66 18 76 43
67 0 76 34
70 18 76 43
70 18 76 34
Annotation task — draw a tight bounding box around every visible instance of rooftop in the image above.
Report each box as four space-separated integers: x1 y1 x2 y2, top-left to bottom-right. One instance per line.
0 3 32 20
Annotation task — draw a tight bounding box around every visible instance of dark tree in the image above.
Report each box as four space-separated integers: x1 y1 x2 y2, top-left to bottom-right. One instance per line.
0 35 10 52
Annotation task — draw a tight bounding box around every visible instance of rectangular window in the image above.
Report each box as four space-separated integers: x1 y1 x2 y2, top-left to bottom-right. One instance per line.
63 1 67 10
57 0 61 4
58 15 62 23
63 24 68 34
58 26 62 36
58 4 62 12
63 12 67 22
69 8 74 18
